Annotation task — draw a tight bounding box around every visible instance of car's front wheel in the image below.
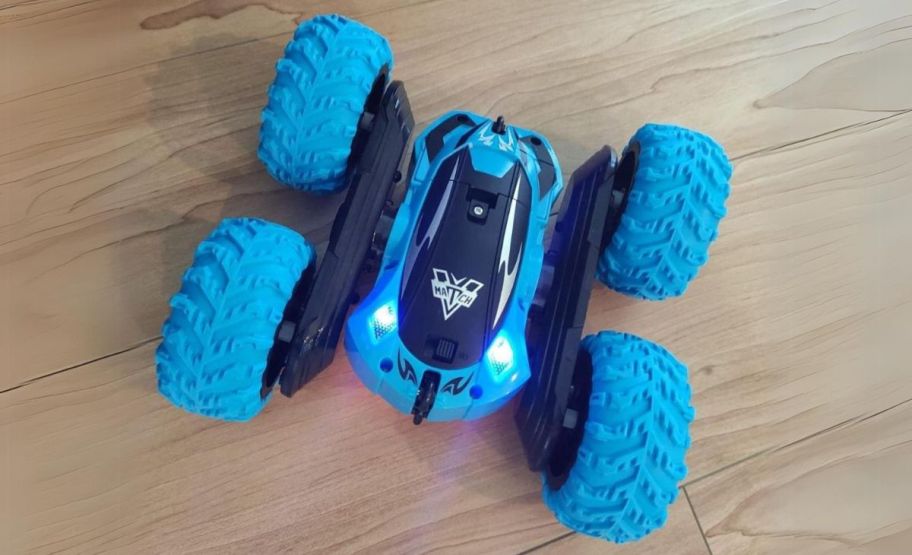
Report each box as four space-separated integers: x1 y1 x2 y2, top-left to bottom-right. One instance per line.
156 218 314 421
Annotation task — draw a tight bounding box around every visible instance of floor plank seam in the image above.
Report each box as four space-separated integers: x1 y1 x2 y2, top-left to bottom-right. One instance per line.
683 486 715 555
683 395 912 489
0 0 51 13
732 107 912 162
0 335 161 395
518 531 575 554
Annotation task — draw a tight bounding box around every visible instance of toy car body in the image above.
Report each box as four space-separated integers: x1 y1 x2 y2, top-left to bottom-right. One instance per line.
346 112 563 422
155 13 732 544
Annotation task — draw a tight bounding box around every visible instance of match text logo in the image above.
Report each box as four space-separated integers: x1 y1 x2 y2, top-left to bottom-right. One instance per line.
431 268 484 320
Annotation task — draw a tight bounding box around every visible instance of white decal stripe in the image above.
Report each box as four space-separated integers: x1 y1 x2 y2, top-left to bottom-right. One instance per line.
494 173 523 325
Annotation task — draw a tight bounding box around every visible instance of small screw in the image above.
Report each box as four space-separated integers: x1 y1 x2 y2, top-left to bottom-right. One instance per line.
472 205 485 217
562 409 579 429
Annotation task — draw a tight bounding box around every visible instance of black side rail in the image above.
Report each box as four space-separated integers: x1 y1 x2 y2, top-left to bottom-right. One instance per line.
515 145 634 480
269 77 414 397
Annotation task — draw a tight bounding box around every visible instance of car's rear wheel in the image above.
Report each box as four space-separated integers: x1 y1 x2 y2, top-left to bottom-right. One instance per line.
259 14 394 192
597 124 731 300
542 330 694 542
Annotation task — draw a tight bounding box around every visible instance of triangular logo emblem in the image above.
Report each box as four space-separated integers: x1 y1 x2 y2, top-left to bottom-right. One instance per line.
431 268 484 320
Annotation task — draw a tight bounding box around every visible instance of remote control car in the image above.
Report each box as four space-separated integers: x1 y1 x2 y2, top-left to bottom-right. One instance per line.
156 15 731 543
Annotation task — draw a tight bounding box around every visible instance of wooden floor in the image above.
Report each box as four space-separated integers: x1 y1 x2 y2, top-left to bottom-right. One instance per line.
2 0 911 553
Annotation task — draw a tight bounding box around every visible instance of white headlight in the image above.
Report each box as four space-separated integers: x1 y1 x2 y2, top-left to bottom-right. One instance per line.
370 302 397 340
486 334 515 381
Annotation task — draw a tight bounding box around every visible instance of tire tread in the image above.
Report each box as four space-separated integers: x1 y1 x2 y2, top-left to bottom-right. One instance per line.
155 218 313 421
259 15 393 192
598 124 731 300
543 331 694 543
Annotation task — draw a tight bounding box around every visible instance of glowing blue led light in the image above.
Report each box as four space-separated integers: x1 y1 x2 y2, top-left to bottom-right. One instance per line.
370 302 397 340
486 334 515 381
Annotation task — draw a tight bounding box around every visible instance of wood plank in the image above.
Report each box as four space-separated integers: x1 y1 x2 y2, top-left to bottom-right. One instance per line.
534 496 710 555
0 0 416 104
4 0 911 388
688 400 912 554
0 342 572 554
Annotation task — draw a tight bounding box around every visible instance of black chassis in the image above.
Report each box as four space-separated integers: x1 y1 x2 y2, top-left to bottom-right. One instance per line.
260 72 636 480
262 70 414 397
516 145 636 488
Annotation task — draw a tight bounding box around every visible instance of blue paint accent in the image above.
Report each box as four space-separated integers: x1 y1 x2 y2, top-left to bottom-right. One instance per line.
258 14 393 192
344 111 563 421
598 124 732 299
543 331 694 543
156 218 314 421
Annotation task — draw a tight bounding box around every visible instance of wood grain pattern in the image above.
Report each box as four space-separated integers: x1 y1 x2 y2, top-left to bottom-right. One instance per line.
534 497 710 555
0 342 574 553
688 400 912 554
2 0 911 552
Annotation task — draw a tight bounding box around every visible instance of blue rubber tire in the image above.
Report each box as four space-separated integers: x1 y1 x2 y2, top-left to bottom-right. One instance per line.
598 124 732 300
155 218 314 421
543 331 694 543
258 14 393 192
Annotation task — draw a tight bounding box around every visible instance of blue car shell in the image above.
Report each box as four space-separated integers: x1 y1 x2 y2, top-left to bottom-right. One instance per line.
345 111 562 421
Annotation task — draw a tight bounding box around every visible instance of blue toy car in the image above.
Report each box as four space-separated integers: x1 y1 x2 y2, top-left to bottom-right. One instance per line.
156 14 731 543
345 109 564 424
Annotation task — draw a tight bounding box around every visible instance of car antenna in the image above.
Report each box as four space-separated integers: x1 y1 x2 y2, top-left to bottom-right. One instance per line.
492 115 506 134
